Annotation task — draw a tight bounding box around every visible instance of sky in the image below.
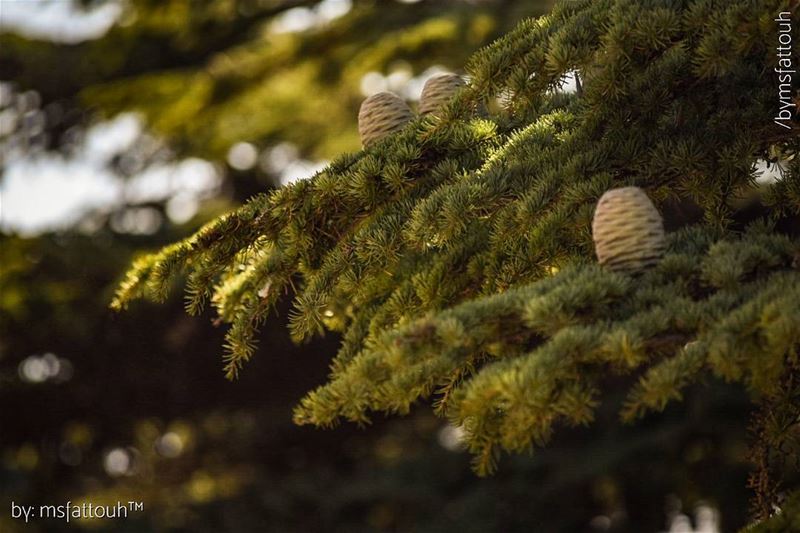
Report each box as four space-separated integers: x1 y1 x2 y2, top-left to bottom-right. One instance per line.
0 0 122 44
0 111 223 235
0 0 339 235
0 0 127 234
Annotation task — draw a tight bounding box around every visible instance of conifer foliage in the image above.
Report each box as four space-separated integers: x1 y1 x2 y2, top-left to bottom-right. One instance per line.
113 0 800 517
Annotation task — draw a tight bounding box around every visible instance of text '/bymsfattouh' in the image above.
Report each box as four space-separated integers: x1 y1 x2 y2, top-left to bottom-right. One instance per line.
774 11 796 130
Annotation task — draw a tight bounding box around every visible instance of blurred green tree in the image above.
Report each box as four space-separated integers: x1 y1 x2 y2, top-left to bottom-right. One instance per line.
3 0 797 531
1 0 554 164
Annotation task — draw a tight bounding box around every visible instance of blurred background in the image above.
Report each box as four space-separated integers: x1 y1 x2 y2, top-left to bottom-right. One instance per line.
0 1 759 531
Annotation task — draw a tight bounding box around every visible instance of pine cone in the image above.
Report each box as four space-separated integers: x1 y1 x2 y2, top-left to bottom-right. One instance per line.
592 186 666 274
419 73 466 116
358 92 414 147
